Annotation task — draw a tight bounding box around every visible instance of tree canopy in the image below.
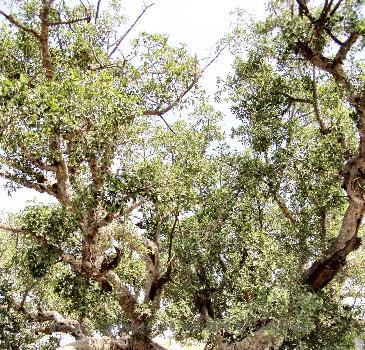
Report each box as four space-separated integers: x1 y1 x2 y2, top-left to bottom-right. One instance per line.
1 1 365 350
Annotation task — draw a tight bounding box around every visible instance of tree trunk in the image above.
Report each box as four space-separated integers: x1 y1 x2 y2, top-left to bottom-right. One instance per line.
59 336 169 350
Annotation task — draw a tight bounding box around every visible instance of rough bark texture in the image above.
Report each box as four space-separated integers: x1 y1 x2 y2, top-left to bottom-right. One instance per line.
225 329 283 350
59 336 168 350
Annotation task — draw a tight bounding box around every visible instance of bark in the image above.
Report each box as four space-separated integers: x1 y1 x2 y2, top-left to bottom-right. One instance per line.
224 328 283 350
39 0 55 80
304 199 363 290
59 336 168 350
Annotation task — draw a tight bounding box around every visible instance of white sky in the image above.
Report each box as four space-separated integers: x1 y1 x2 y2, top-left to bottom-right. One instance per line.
0 0 266 213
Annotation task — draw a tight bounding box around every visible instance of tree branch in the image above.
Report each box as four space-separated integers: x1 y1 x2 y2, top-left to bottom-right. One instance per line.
273 193 296 223
95 0 102 24
108 3 155 58
32 306 87 339
47 16 91 26
49 136 71 204
0 224 80 271
0 170 55 197
100 270 140 322
144 42 228 117
333 31 359 66
0 11 39 38
311 66 328 134
90 199 145 232
39 0 55 80
280 92 313 104
295 41 352 91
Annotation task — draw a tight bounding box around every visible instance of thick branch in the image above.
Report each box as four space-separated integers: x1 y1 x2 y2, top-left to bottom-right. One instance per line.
7 290 87 340
49 136 71 204
148 256 174 303
39 0 54 80
333 31 359 66
101 270 140 322
32 306 86 340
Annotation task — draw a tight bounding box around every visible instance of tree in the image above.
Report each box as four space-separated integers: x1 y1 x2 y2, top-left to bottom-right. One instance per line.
2 1 365 350
142 0 365 349
216 0 365 348
0 1 223 349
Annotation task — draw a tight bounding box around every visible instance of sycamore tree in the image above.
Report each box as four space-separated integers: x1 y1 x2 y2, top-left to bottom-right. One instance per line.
203 0 365 349
0 0 224 349
2 1 365 350
147 1 365 350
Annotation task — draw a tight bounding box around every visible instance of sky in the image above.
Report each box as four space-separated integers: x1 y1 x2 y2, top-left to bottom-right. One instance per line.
0 0 267 213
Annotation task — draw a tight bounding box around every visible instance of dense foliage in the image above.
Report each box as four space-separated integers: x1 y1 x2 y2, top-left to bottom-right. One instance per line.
1 1 365 350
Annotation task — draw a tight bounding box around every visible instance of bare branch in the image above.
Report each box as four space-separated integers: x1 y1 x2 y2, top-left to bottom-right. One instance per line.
33 306 86 339
0 11 39 38
108 3 155 58
95 0 102 24
296 0 315 22
330 0 344 17
160 115 176 134
143 76 199 117
333 32 359 66
325 28 343 45
144 42 229 117
19 281 38 311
